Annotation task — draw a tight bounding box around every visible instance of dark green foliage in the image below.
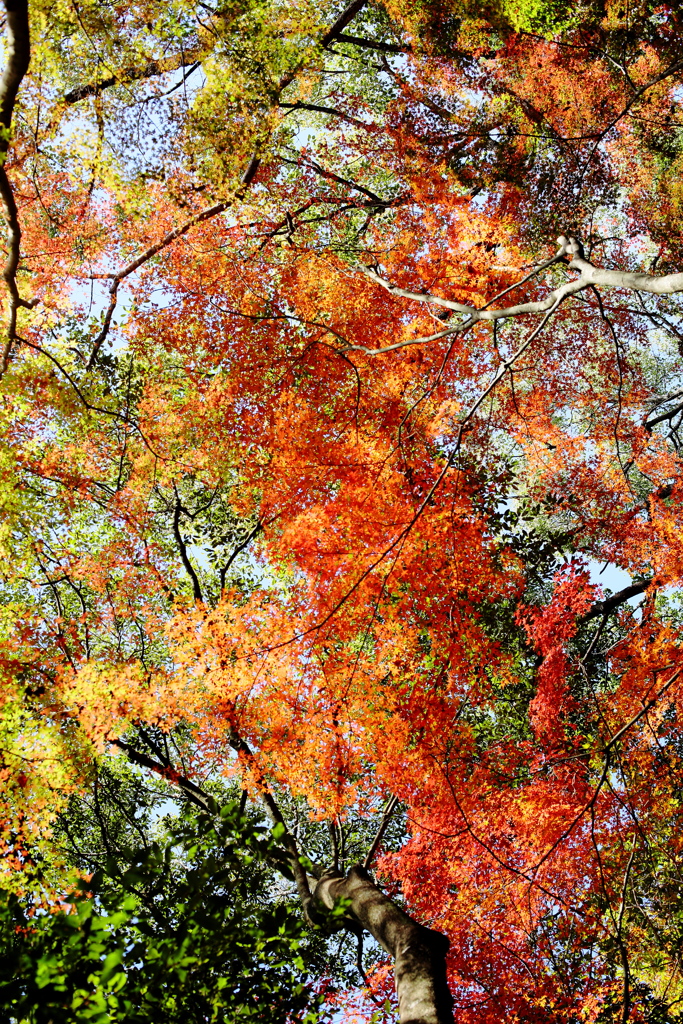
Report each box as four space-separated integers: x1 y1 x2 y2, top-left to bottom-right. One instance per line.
0 797 328 1023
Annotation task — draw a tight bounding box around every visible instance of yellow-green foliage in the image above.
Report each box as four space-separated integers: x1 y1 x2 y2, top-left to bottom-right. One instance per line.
382 0 583 43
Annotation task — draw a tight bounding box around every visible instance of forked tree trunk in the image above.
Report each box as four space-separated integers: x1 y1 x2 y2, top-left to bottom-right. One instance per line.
315 865 454 1024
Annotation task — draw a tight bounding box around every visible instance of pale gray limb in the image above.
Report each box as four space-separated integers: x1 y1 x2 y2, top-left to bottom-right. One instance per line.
348 236 683 357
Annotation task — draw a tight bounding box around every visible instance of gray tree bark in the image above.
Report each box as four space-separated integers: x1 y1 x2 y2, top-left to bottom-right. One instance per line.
315 865 454 1024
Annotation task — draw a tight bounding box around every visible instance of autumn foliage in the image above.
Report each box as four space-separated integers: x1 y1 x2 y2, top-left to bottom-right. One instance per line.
2 0 683 1021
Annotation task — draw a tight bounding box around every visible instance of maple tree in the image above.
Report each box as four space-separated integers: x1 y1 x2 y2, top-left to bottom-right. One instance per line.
3 0 683 1021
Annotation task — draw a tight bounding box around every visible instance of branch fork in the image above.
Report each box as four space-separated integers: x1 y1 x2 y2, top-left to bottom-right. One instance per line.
348 233 683 358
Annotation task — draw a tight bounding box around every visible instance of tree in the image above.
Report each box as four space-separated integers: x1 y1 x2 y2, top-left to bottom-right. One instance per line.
1 778 329 1023
2 0 683 1021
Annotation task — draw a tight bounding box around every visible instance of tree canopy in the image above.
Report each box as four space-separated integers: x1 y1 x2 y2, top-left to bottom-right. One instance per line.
2 0 683 1021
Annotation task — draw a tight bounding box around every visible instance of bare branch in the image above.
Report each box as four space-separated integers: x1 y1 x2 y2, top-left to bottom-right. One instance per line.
219 520 262 591
604 666 683 753
577 58 683 186
582 580 652 621
85 152 264 368
645 401 683 431
350 235 683 356
111 737 213 812
333 32 408 54
279 153 395 206
115 728 315 911
18 336 165 462
526 666 683 882
364 793 399 868
172 490 204 604
64 48 205 104
86 201 228 368
321 0 369 48
278 100 368 129
617 835 638 1024
276 298 566 648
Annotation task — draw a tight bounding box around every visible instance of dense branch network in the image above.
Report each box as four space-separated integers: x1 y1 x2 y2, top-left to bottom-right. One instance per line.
62 0 372 106
5 4 683 1022
17 1 377 372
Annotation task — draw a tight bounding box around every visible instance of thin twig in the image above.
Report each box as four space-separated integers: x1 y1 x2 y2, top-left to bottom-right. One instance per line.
617 835 638 1024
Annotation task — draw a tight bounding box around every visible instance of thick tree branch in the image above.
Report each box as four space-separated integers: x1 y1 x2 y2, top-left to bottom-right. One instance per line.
582 580 652 622
350 236 683 356
65 3 369 108
646 401 683 430
0 1 29 132
0 0 37 374
278 100 368 129
321 0 369 48
364 793 399 868
62 3 244 105
333 32 408 54
172 493 204 604
64 48 205 104
110 723 454 1021
111 737 213 812
224 720 454 1024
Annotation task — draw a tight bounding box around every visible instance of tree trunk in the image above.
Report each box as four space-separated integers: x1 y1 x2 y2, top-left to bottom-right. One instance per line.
315 865 454 1024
